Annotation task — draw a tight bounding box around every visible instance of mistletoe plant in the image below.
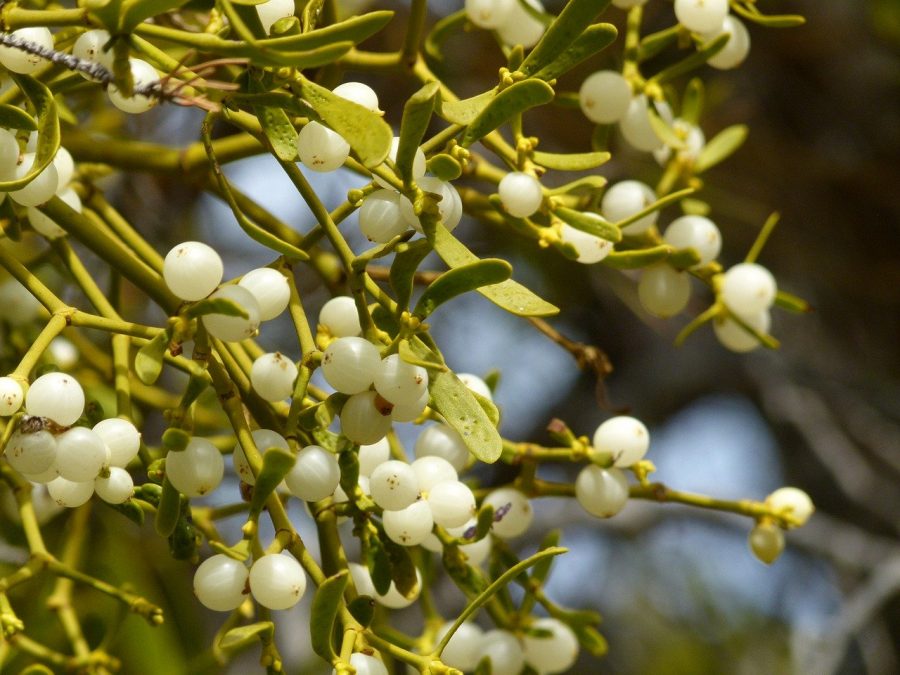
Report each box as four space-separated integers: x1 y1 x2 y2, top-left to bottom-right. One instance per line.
0 0 812 672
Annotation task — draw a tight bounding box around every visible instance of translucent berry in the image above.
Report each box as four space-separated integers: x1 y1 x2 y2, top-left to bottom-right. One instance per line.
321 337 381 394
249 553 307 610
333 81 381 113
94 467 134 504
383 500 434 546
522 617 580 674
10 154 59 207
703 15 751 70
579 70 632 124
0 28 52 74
713 310 771 352
359 189 408 243
285 445 340 502
662 215 721 267
318 296 361 338
674 0 729 34
238 267 290 321
166 437 225 497
163 241 223 301
435 621 484 671
483 487 533 538
297 121 350 172
194 554 249 611
108 59 159 114
92 418 141 468
414 423 470 472
620 95 673 153
498 172 543 219
250 352 298 402
465 0 515 29
358 438 391 477
374 354 428 407
638 264 691 318
474 629 525 675
721 262 777 318
47 476 94 508
601 180 657 234
575 465 629 517
411 456 457 492
427 480 476 529
256 0 295 34
766 487 814 528
26 372 85 426
369 460 419 511
496 0 546 48
6 429 57 475
0 377 24 415
55 427 108 482
559 222 614 264
202 285 261 342
748 521 784 564
340 391 392 445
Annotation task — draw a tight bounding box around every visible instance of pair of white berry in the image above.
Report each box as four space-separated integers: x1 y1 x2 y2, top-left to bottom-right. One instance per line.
464 0 547 49
163 241 290 342
674 1 752 70
194 552 306 612
716 262 778 352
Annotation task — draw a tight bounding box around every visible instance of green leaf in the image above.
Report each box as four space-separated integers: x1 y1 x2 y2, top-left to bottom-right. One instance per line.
383 536 418 598
427 153 463 181
603 245 672 269
134 331 168 385
424 10 467 64
732 3 806 28
184 297 249 320
249 448 296 514
295 76 392 168
649 33 729 85
219 622 274 651
431 222 559 317
104 497 145 526
474 658 492 675
0 104 36 131
85 0 126 30
694 124 748 173
647 106 685 150
168 513 199 560
474 504 494 540
546 175 607 196
413 259 512 318
774 290 812 314
471 388 500 428
531 22 618 81
365 531 392 596
390 239 433 310
681 78 704 126
437 90 494 126
398 338 445 372
518 0 613 77
121 0 192 31
408 338 502 463
533 150 610 172
461 80 554 147
338 447 360 498
638 25 679 62
397 82 439 185
573 624 608 656
19 665 55 675
0 76 59 192
255 105 298 162
553 207 621 243
347 596 375 628
310 570 348 662
154 477 181 538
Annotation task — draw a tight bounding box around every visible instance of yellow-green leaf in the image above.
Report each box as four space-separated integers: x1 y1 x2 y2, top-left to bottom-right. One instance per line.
424 9 467 64
0 104 36 130
694 124 748 173
397 81 439 185
603 245 672 269
255 105 298 161
431 223 559 316
154 477 181 537
413 259 512 318
389 239 432 310
553 206 621 243
249 447 296 514
530 22 618 81
519 0 613 77
427 153 463 180
219 622 274 651
0 76 59 192
533 150 610 171
461 79 554 147
184 297 249 320
295 76 392 168
774 290 812 314
310 570 348 662
437 90 495 126
134 330 168 385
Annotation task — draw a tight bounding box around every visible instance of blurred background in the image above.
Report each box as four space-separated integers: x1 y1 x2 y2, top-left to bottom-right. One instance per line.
2 0 897 673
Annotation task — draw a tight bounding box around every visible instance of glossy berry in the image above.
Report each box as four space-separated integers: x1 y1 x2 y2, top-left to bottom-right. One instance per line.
321 337 381 394
474 629 525 675
674 0 729 34
256 0 295 34
163 241 223 301
72 29 114 79
414 423 469 472
348 562 420 609
620 95 672 153
238 267 290 321
249 553 307 610
47 477 94 508
411 456 457 492
297 121 350 172
662 215 721 267
340 391 392 445
457 373 493 401
92 418 141 468
369 460 419 511
435 621 484 671
202 285 261 342
10 154 59 207
94 467 134 504
166 437 225 497
496 0 546 48
704 15 751 70
522 617 580 674
0 377 23 415
108 59 159 114
374 136 426 189
359 189 408 243
483 487 533 538
194 554 249 612
318 296 361 338
28 186 82 239
383 499 434 546
0 28 52 74
713 310 771 352
766 487 814 528
579 70 632 124
333 81 381 113
250 352 298 402
400 176 462 232
559 222 614 264
389 388 429 423
374 354 428 407
575 465 629 517
601 180 658 234
55 427 108 482
721 263 777 317
465 0 514 28
6 429 57 475
498 172 543 218
427 480 476 529
285 445 340 502
52 148 75 188
332 653 388 675
638 264 691 318
358 438 390 477
26 372 85 426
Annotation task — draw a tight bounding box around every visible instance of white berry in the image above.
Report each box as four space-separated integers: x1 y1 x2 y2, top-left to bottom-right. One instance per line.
370 460 419 511
498 172 543 219
194 554 249 612
318 296 361 338
321 337 381 395
427 480 476 529
663 215 721 266
256 0 295 34
674 0 729 34
748 522 784 564
233 429 290 486
72 29 114 79
359 189 409 243
713 310 771 352
340 391 393 445
47 476 94 508
358 438 391 477
0 28 52 74
620 95 672 153
55 427 108 482
522 617 580 674
238 267 290 321
601 180 658 235
414 424 470 472
411 456 457 492
297 121 350 173
163 241 223 301
26 372 85 426
94 467 133 504
638 264 691 318
202 285 261 342
166 437 225 497
496 0 546 48
92 418 141 468
0 377 24 415
465 0 515 28
580 70 632 124
374 354 428 407
250 352 298 402
721 262 777 318
766 487 814 528
6 429 57 475
474 629 525 675
704 15 751 70
28 186 82 239
575 465 629 517
374 136 426 189
249 553 307 610
285 445 340 502
559 222 614 264
333 81 381 113
10 153 59 207
383 499 434 546
108 58 159 114
435 621 484 671
483 487 533 538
